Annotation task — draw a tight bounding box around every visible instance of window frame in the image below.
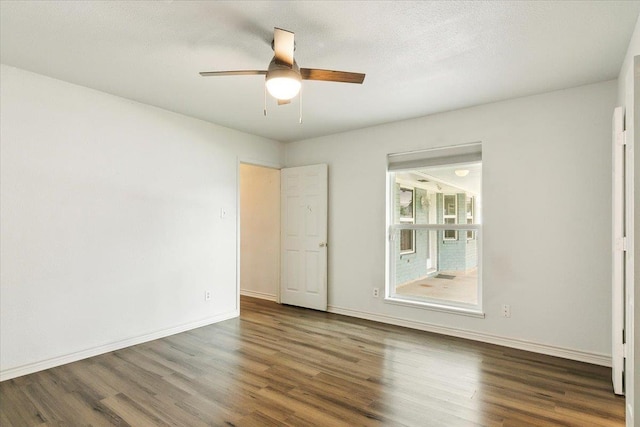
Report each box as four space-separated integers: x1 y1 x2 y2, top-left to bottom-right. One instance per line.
399 186 416 255
466 196 475 240
443 194 458 241
386 142 483 317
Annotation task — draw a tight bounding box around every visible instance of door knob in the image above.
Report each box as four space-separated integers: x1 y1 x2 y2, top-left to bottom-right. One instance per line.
319 242 327 247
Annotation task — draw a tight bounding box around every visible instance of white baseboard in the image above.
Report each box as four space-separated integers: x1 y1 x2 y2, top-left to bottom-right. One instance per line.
0 310 239 382
240 289 277 302
327 305 611 367
3 303 610 382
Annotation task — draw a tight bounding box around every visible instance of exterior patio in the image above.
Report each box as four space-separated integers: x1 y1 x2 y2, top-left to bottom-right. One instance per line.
394 268 478 305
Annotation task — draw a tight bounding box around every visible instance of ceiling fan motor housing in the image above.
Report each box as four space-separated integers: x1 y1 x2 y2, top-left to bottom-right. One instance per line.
267 57 301 80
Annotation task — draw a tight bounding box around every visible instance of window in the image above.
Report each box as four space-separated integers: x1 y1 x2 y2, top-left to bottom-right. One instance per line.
443 194 457 241
387 143 483 316
400 229 414 254
466 196 475 240
399 187 415 254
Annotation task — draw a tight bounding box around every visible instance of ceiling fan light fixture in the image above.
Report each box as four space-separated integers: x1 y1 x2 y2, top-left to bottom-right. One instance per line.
200 28 365 108
265 59 302 100
265 75 301 100
455 169 470 177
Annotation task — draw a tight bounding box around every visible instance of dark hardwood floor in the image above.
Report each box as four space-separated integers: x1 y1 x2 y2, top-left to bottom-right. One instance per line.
1 296 624 426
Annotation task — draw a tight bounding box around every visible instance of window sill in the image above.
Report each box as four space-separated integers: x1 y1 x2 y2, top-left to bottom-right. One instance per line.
384 296 485 318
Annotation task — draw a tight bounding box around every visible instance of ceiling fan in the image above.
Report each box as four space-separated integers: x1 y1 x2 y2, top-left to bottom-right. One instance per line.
199 27 365 107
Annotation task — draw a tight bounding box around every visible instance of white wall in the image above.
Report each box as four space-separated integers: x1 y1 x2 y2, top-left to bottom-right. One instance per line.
617 14 640 426
285 80 617 363
0 64 284 380
240 164 280 301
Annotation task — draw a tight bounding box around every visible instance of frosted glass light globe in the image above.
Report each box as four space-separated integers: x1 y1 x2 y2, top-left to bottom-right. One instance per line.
265 76 301 100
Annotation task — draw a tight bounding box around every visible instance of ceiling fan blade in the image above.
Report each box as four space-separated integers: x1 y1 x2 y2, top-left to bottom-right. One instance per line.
273 27 295 67
300 68 365 84
199 70 267 77
277 99 291 106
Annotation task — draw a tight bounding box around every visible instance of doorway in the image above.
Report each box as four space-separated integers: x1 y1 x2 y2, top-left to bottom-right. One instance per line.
239 163 281 301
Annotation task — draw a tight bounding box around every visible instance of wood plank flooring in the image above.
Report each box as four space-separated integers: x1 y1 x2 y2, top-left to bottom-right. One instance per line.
1 296 625 426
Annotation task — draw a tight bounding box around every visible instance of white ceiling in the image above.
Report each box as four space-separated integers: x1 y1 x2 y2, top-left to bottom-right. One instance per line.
1 1 639 143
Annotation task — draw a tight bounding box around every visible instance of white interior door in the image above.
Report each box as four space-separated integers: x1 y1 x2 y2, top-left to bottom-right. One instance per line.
612 106 625 395
280 164 328 311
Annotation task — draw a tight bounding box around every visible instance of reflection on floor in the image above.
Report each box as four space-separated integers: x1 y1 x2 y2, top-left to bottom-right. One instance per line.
395 268 478 304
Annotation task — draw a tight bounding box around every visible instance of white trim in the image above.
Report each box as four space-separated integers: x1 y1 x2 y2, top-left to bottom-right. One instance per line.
236 158 241 313
327 305 611 367
624 86 635 423
612 106 625 395
385 296 485 318
240 289 278 302
0 310 238 382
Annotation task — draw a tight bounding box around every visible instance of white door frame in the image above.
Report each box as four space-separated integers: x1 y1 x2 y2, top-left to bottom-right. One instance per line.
612 107 626 395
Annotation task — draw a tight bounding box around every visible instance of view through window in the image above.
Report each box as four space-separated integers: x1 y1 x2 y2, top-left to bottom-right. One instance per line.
388 145 482 312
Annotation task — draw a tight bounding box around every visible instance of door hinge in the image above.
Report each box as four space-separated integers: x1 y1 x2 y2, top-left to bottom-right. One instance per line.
616 237 628 251
619 130 628 146
616 129 626 146
623 342 629 358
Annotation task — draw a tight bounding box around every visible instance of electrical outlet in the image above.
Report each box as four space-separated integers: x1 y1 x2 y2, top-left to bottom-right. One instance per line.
502 304 511 318
205 291 212 301
373 287 380 298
